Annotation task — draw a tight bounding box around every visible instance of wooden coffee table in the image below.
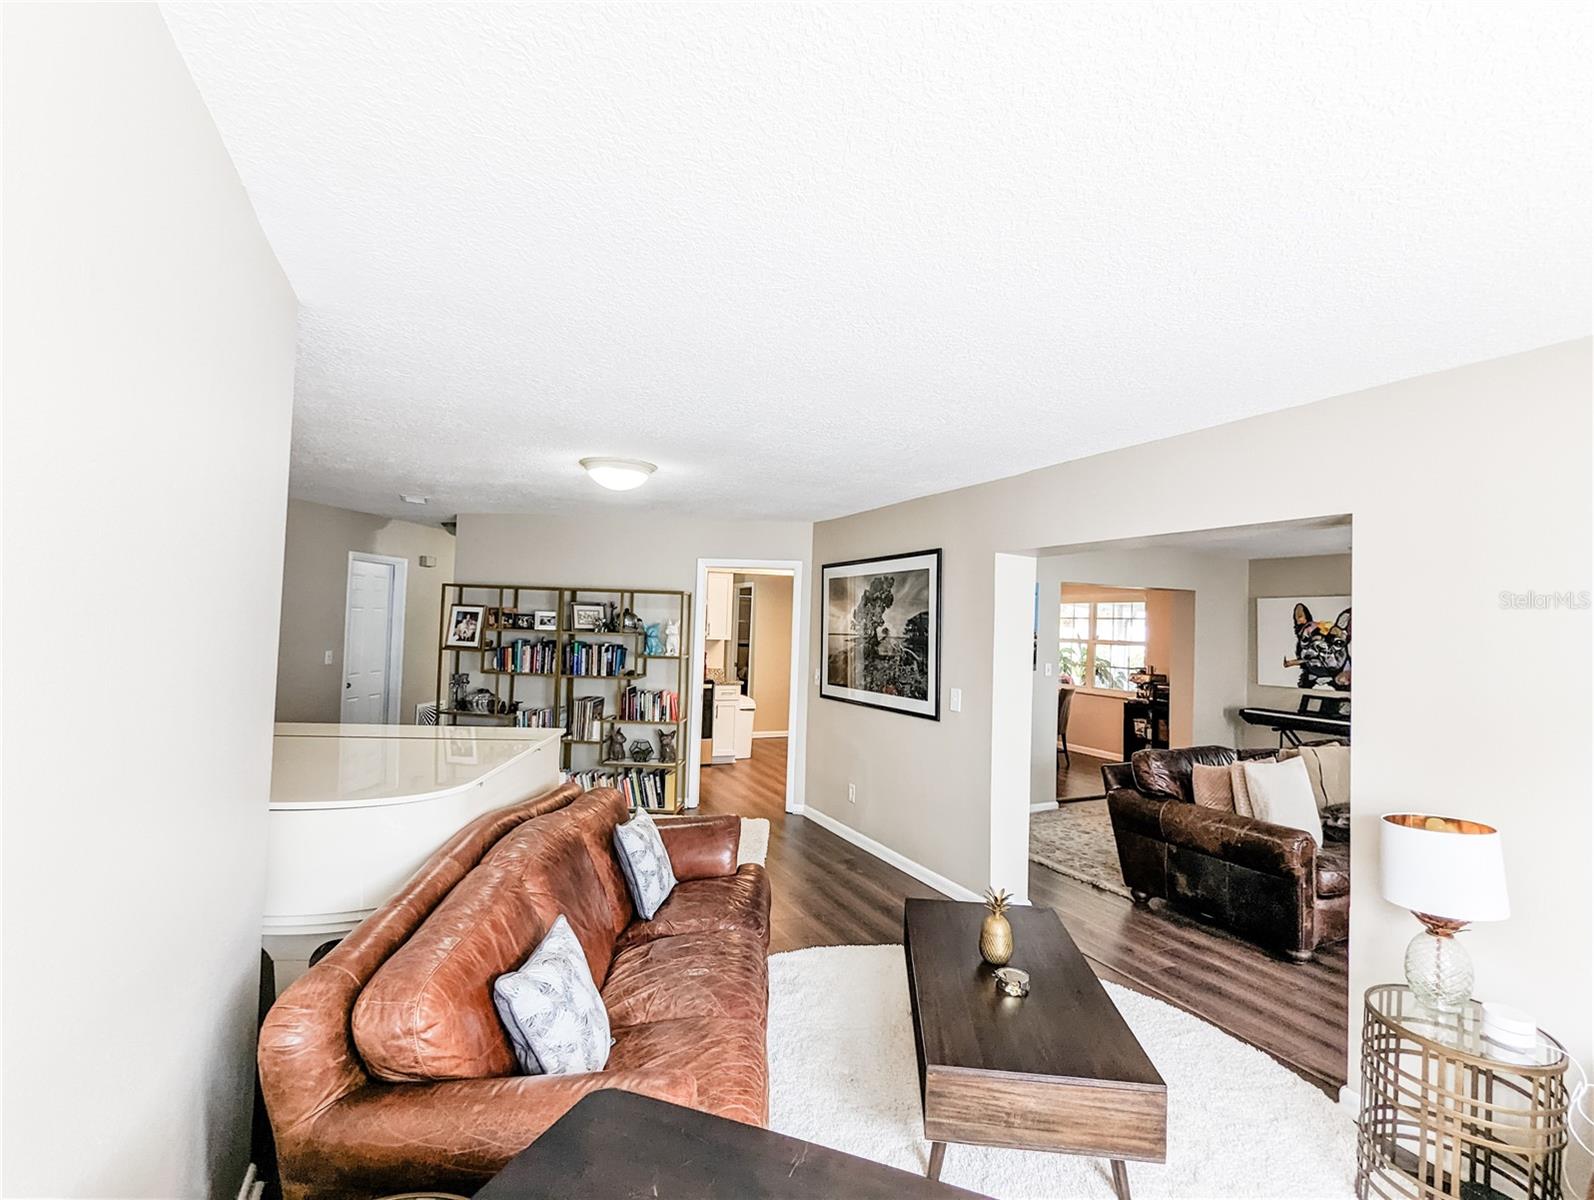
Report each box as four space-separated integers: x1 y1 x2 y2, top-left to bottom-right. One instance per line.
473 1089 987 1199
903 898 1167 1200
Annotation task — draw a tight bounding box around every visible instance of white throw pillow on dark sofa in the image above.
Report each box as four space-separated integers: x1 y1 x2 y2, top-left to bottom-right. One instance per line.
1242 757 1324 847
492 915 610 1075
613 807 677 920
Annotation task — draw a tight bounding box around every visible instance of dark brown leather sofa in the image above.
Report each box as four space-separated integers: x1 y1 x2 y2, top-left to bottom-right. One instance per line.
259 783 771 1200
1103 746 1349 962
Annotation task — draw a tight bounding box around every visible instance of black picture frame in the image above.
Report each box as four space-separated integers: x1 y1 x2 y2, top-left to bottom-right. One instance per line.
820 548 942 720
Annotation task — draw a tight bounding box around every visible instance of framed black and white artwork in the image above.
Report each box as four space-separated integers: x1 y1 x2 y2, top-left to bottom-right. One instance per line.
445 604 485 649
821 549 941 719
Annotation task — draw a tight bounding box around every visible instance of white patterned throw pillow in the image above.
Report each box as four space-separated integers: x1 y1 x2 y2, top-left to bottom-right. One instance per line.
612 807 677 920
492 915 611 1075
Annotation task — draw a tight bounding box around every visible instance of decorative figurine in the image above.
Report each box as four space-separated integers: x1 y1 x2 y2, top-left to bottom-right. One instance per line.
993 967 1030 998
979 888 1014 966
449 672 470 710
628 738 655 763
657 729 677 762
664 619 680 656
644 623 664 655
622 607 643 632
605 727 627 763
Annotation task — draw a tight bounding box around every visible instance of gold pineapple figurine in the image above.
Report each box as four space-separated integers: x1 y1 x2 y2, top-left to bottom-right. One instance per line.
979 887 1014 966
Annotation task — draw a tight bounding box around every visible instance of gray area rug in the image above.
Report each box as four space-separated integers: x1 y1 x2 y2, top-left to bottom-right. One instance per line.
1029 799 1131 899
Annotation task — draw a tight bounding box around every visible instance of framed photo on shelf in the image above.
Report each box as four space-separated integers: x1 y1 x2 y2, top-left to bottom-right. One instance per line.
570 603 604 631
533 610 557 631
820 548 942 720
445 604 485 648
485 607 500 628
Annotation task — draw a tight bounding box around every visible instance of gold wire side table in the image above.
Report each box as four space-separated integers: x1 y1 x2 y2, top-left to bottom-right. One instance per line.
1357 984 1569 1200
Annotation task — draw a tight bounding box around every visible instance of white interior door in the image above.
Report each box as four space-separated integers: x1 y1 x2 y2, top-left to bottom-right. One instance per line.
343 557 398 723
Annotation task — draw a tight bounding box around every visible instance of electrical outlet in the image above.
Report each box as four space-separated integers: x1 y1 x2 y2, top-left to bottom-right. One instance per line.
1044 662 1052 677
324 650 334 665
950 687 962 712
848 782 856 805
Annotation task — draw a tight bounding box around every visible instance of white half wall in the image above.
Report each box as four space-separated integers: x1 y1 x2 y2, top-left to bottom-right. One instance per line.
2 5 297 1195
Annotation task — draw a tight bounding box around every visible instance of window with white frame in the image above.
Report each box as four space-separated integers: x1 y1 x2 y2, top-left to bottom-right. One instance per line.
1058 598 1148 691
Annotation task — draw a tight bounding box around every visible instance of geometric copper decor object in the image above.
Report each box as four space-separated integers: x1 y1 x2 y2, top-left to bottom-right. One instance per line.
1357 984 1570 1200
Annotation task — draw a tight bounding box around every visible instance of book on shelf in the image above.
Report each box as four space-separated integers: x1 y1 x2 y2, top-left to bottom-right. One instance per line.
485 637 557 674
567 695 605 741
564 767 676 812
514 706 558 729
617 686 679 723
562 639 629 677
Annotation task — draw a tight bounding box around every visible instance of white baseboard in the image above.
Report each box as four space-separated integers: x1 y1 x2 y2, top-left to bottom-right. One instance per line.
751 730 789 740
1065 742 1120 761
1029 800 1059 814
795 805 986 903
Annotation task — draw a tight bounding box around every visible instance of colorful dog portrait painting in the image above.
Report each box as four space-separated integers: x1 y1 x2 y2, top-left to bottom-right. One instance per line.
1256 596 1351 691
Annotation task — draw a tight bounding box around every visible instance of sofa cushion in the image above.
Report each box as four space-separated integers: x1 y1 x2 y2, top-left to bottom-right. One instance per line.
602 931 768 1027
493 915 611 1075
607 1017 769 1127
613 866 770 953
1190 762 1236 811
1316 841 1351 898
353 789 632 1083
1131 746 1236 803
613 808 677 920
1243 757 1324 846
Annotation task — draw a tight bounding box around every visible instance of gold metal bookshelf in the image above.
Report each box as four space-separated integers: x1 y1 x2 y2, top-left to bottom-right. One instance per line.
435 582 692 813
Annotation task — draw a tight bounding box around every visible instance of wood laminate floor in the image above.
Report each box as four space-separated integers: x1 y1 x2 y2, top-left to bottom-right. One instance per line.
699 738 1347 1093
1058 748 1114 801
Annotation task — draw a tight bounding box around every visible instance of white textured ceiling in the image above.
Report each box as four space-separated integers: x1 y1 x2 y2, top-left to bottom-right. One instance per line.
162 2 1591 523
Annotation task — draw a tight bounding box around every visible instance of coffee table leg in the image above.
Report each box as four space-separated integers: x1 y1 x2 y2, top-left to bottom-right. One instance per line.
927 1142 947 1181
1110 1159 1131 1200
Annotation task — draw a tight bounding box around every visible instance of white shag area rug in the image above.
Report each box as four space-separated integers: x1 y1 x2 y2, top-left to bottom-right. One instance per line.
767 944 1356 1200
737 817 769 866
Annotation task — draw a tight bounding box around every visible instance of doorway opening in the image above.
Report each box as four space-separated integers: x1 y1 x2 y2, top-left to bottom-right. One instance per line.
1003 515 1353 1094
341 551 407 724
689 559 805 814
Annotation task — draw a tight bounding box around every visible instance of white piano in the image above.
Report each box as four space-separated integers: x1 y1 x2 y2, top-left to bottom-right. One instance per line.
264 723 561 986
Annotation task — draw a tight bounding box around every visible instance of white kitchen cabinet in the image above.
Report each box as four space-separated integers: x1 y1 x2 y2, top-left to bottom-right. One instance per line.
704 571 735 642
710 683 741 763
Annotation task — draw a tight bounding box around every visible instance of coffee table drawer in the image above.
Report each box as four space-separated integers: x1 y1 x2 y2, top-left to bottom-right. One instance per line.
924 1067 1167 1163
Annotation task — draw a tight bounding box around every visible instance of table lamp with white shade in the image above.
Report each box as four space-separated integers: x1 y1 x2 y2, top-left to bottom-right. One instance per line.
1378 813 1509 1011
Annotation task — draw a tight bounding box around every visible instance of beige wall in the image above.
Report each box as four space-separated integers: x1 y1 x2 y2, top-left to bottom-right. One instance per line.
2 6 297 1194
1030 552 1245 807
736 572 794 732
275 498 456 723
807 340 1591 1134
1244 553 1353 748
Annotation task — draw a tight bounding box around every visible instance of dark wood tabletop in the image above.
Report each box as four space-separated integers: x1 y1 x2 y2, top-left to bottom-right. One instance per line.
903 898 1167 1198
473 1088 988 1200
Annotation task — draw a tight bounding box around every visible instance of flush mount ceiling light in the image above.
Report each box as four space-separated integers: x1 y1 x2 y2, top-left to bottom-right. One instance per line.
579 457 656 491
400 493 429 505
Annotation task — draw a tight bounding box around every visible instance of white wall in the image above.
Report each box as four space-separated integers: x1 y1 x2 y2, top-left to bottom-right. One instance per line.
806 341 1592 1160
2 6 297 1196
275 498 456 723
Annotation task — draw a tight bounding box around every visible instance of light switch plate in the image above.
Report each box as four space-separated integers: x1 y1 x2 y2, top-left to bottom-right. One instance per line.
324 650 334 665
1044 662 1052 676
950 687 962 712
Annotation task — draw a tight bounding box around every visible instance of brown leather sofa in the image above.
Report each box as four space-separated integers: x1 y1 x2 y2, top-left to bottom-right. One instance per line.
259 783 771 1200
1103 746 1349 962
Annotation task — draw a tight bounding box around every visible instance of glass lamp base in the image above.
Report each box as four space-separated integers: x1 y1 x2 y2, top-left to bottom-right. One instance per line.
1404 927 1473 1011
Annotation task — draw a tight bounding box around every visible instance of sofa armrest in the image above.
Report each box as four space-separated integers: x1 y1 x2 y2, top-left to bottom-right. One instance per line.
1157 802 1316 878
656 813 740 880
1106 788 1165 841
288 1068 699 1193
